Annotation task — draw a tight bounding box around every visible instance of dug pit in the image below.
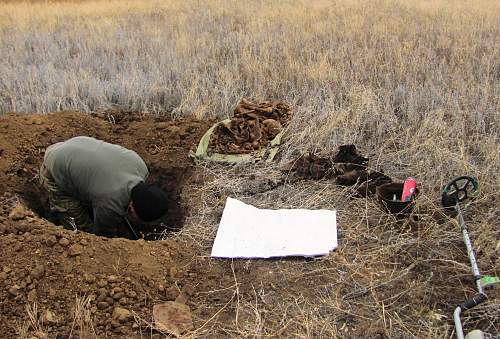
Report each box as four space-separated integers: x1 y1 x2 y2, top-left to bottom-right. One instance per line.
0 111 213 240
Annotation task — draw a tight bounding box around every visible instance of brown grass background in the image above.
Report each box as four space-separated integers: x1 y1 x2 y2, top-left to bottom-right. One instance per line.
1 0 499 337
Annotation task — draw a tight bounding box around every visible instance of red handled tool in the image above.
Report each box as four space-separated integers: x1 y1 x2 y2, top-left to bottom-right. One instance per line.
401 177 417 202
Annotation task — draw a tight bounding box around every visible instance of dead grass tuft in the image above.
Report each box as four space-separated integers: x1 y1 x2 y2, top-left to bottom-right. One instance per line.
18 303 47 339
69 295 96 338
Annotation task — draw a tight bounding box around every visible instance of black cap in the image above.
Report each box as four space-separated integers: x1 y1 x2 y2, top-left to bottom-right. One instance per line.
131 183 168 222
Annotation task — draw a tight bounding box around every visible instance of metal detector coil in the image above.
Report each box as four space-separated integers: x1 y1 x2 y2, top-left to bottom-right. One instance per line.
442 176 479 209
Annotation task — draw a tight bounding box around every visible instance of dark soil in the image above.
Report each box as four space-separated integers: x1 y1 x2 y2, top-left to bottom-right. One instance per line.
0 111 211 239
0 111 215 337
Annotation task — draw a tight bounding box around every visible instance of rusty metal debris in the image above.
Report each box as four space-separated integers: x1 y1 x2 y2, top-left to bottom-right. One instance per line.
286 144 393 198
288 153 336 180
209 99 291 154
288 145 367 180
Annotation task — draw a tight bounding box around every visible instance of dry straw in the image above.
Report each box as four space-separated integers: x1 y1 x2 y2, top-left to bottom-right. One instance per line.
2 0 498 337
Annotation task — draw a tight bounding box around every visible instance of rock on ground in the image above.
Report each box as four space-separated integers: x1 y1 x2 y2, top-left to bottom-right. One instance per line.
9 203 34 221
112 307 133 323
153 301 194 337
42 309 59 325
68 243 83 257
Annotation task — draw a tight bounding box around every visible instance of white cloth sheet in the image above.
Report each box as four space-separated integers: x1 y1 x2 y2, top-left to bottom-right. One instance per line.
211 197 337 258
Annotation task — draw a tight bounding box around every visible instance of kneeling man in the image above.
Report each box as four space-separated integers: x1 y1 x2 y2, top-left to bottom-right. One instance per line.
40 136 168 238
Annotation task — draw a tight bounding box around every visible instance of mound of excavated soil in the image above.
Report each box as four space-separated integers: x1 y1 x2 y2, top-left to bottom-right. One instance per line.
0 205 191 338
0 111 215 337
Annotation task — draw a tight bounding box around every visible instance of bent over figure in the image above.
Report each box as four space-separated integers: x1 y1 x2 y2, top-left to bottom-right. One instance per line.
40 136 168 238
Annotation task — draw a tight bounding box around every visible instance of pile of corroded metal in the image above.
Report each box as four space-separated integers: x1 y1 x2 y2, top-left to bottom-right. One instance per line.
210 99 291 154
287 145 392 197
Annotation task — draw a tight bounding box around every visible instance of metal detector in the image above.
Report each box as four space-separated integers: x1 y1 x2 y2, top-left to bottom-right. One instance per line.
441 176 500 339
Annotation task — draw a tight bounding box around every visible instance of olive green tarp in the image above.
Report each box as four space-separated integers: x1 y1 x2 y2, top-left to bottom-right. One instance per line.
189 119 284 164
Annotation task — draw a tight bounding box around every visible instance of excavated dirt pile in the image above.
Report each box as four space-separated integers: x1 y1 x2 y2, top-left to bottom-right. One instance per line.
0 111 215 338
209 99 291 154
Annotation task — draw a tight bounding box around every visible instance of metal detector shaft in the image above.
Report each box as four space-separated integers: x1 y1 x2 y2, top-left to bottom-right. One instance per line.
454 293 487 339
125 217 140 240
454 202 487 339
456 203 483 294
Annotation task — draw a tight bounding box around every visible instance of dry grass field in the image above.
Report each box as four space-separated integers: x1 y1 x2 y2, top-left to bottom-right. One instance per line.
0 0 499 338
